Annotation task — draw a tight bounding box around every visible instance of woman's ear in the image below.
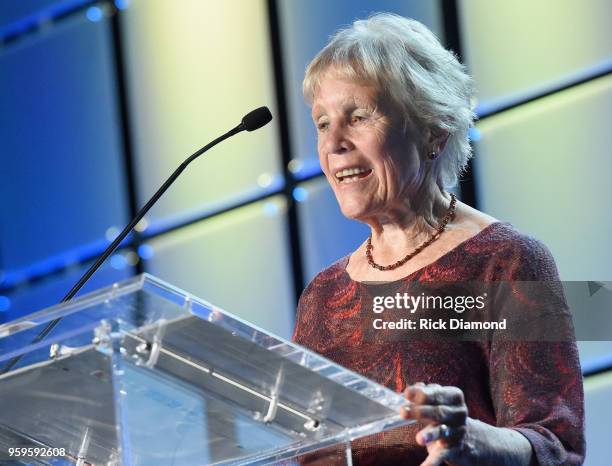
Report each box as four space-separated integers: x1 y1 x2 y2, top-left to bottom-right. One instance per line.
422 129 450 161
430 130 450 154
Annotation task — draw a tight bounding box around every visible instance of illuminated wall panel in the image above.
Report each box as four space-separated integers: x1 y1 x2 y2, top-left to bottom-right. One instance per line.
0 260 133 324
0 13 129 277
584 371 612 465
473 75 612 281
458 0 612 110
0 0 78 30
121 0 282 229
278 0 443 178
295 178 369 283
578 342 612 374
143 197 294 339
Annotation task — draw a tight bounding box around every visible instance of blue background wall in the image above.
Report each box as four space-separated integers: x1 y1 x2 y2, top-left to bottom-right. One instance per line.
0 1 610 463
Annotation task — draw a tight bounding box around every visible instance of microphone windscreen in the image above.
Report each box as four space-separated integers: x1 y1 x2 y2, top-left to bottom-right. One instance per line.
242 106 273 132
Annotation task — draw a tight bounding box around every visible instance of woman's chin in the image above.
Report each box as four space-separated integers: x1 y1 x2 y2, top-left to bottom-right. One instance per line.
339 203 371 221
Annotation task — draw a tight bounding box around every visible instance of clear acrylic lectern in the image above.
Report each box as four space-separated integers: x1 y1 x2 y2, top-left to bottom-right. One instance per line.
0 274 409 465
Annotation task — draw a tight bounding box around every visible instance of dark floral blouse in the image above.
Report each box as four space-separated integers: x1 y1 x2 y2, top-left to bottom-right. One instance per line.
293 222 585 465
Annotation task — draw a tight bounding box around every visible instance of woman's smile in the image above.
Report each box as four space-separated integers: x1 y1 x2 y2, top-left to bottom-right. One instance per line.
335 167 374 185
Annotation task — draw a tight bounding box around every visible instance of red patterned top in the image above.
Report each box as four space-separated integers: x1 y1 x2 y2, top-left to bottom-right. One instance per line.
293 222 585 465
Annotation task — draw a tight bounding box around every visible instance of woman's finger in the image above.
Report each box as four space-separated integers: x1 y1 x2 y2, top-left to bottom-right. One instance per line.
419 441 451 466
404 383 465 406
416 423 466 446
404 404 467 426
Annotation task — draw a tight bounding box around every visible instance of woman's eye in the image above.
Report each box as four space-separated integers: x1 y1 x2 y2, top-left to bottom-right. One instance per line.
316 121 329 131
351 115 366 124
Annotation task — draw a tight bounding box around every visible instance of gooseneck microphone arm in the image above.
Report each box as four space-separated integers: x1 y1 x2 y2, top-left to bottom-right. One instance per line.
1 106 273 374
63 125 241 304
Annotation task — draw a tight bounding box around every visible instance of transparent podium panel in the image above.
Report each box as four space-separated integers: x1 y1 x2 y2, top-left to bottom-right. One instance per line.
0 274 410 465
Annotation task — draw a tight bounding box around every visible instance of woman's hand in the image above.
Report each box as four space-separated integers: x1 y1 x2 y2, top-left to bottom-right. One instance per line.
400 383 533 466
401 382 470 466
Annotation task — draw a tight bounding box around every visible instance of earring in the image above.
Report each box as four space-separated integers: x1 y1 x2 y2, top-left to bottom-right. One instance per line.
428 150 438 160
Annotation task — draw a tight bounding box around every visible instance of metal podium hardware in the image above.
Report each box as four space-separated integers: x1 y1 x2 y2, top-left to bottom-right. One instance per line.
0 274 411 465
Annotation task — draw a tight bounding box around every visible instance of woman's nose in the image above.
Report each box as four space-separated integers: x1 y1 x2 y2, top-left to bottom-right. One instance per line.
324 124 353 155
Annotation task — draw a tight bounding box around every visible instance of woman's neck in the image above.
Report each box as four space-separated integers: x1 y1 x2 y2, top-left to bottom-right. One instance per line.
364 185 450 259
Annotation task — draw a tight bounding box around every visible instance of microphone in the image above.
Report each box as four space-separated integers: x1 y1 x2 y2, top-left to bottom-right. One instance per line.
241 106 273 132
1 106 273 374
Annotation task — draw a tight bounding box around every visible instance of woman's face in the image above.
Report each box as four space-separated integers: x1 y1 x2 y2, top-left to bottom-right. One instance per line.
312 71 422 222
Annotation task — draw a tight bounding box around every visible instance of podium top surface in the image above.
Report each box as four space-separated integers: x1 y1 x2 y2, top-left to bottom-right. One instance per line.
0 273 409 465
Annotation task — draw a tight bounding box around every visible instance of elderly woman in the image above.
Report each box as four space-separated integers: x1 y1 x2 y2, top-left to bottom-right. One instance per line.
292 13 584 466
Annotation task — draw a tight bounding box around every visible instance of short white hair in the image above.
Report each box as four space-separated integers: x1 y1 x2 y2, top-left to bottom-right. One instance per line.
303 13 475 189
